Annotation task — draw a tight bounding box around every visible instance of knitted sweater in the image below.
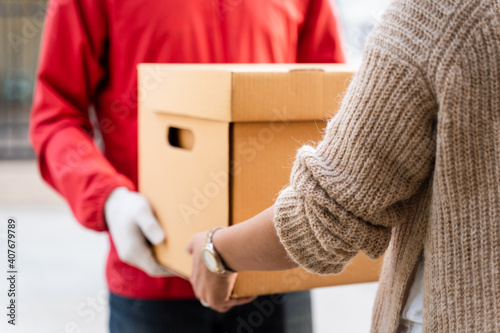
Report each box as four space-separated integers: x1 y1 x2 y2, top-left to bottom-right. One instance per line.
273 0 500 332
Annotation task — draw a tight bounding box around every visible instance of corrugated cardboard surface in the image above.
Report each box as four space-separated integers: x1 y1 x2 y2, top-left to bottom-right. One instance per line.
232 254 381 298
230 121 325 224
230 121 383 297
138 64 384 297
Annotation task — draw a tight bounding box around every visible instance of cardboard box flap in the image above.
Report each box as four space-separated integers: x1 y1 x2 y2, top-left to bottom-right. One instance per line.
139 64 355 123
141 67 233 123
231 70 325 122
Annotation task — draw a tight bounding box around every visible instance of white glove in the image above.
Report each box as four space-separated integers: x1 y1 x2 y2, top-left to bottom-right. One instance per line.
105 187 173 277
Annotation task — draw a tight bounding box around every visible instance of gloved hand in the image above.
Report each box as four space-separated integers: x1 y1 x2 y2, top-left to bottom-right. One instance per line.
105 187 173 277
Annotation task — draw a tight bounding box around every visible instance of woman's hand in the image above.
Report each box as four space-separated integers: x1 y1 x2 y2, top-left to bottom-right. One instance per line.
186 206 296 312
187 231 256 312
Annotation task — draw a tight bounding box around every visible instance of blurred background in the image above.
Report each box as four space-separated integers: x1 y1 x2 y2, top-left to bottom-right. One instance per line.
0 0 390 332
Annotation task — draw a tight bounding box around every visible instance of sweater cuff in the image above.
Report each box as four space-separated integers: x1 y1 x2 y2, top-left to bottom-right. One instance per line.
273 186 350 275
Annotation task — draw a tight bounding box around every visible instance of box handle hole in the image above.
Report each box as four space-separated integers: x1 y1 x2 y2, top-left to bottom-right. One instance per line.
167 127 194 150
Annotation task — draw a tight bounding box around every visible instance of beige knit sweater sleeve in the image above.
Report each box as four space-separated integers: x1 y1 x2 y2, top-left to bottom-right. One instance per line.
274 37 438 275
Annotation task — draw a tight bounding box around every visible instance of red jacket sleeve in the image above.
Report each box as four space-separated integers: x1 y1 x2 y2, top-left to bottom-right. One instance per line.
29 0 135 232
298 0 346 63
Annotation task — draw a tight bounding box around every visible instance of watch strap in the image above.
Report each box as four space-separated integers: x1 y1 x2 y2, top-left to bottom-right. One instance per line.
203 227 235 274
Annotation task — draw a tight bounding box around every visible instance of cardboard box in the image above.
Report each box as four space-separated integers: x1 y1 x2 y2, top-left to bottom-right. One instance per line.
138 64 383 297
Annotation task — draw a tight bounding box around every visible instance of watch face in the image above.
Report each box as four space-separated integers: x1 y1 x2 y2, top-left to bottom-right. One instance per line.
202 250 218 272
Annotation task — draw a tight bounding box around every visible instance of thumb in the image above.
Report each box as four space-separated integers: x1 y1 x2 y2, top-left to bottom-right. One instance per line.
186 237 195 255
227 296 257 307
187 232 205 255
137 210 165 245
138 245 174 277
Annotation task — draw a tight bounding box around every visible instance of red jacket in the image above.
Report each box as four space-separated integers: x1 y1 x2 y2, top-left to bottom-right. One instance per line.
30 0 345 299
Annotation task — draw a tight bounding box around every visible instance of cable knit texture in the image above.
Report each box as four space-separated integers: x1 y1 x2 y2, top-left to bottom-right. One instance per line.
273 0 500 332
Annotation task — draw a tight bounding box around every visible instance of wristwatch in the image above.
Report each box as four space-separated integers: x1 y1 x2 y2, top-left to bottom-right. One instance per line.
201 227 235 275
